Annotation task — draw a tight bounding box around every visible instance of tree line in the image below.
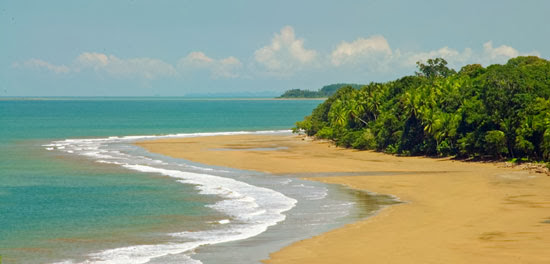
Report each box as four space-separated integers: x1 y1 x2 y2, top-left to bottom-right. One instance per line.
294 56 550 162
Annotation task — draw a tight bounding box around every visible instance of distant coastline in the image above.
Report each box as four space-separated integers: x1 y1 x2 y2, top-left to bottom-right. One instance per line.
277 83 363 98
273 97 327 100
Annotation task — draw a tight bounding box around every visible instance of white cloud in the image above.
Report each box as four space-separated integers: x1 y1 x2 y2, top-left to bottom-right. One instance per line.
216 56 243 78
179 51 214 69
75 52 177 79
12 31 541 84
325 33 540 73
13 58 71 74
327 35 474 72
400 41 539 69
254 26 317 76
483 41 518 61
480 41 539 64
400 47 473 68
331 35 392 66
13 51 243 80
178 51 242 78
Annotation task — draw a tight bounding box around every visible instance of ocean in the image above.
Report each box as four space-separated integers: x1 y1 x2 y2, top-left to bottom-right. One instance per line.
0 98 395 264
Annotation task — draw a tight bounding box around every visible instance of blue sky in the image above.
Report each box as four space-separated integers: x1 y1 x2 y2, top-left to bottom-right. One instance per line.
2 0 549 96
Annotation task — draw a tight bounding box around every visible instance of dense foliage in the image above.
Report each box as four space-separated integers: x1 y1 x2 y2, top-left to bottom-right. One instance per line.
279 83 363 98
294 56 550 161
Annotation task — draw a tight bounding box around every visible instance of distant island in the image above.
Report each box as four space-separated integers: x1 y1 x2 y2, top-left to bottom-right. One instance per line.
278 83 363 98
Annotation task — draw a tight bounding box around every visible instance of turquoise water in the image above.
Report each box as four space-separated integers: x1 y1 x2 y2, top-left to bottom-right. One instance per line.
0 98 324 263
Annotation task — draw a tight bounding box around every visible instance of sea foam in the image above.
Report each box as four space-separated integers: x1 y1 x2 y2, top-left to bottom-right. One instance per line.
47 130 297 264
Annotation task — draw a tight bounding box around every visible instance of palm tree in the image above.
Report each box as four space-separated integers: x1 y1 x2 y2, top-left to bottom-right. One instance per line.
422 108 441 137
329 100 349 127
365 86 381 120
401 91 421 119
346 98 368 126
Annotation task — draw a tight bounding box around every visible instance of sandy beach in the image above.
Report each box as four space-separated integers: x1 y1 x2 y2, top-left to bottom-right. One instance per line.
136 134 550 264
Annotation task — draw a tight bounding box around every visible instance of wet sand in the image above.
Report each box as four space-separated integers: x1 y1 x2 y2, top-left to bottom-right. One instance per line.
136 134 550 264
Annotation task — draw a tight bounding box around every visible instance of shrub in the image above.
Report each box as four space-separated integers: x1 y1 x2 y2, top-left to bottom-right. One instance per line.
485 130 508 158
316 126 334 139
437 140 452 156
352 129 377 150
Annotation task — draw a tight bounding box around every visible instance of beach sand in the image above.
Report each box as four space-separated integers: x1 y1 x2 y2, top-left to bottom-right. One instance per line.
136 134 550 264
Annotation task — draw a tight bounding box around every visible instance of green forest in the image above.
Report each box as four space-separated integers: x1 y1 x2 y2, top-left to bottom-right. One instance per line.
278 83 363 98
294 56 550 162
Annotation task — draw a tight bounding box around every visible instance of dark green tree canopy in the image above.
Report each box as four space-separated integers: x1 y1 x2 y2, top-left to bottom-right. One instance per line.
295 56 550 162
458 64 485 78
416 58 457 78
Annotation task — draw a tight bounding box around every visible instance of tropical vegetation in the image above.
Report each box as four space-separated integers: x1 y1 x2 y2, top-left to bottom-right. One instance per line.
294 56 550 162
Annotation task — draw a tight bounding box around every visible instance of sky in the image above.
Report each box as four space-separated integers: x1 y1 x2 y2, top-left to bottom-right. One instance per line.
1 0 549 96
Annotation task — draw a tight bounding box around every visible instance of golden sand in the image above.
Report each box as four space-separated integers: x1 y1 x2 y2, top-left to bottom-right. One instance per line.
136 134 550 264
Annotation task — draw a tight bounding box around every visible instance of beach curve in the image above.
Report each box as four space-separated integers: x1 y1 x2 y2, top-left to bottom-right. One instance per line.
136 133 550 264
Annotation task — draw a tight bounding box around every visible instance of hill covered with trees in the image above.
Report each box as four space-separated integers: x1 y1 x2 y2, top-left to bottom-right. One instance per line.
278 83 363 98
294 56 550 162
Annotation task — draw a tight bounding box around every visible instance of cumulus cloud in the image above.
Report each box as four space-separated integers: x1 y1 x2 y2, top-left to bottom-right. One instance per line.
13 51 243 80
254 26 317 76
480 41 538 64
75 52 177 79
483 41 519 61
400 47 473 68
215 56 243 78
331 35 392 66
178 51 242 78
13 58 71 74
12 29 541 83
13 53 179 80
179 51 214 69
399 41 539 69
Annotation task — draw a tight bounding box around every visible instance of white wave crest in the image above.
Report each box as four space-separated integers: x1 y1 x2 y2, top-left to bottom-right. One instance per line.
47 130 296 264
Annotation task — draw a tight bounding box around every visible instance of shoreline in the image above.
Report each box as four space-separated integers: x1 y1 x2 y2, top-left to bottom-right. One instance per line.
136 134 550 264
